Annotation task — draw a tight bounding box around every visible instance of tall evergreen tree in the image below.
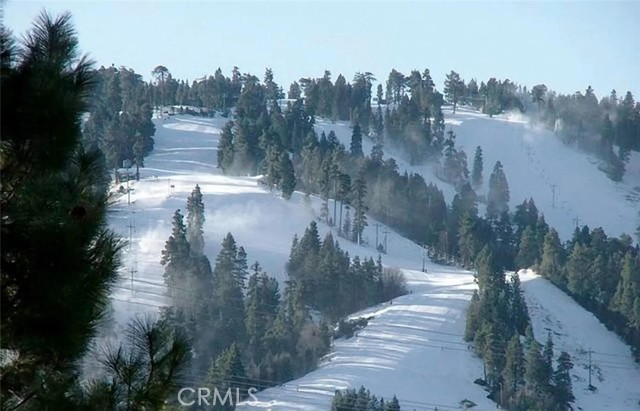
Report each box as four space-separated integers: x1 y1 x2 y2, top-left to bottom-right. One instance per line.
539 229 564 285
471 146 483 189
509 273 530 335
161 209 191 295
542 333 555 388
524 340 546 396
279 151 296 199
487 161 510 219
351 176 368 244
612 252 640 320
212 233 246 348
1 12 188 409
502 334 525 404
516 226 540 268
208 343 248 411
553 351 575 411
444 70 465 113
218 121 235 172
186 184 206 255
350 123 364 157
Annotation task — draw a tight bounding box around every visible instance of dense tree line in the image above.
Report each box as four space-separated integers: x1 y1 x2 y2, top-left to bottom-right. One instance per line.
383 69 446 164
529 85 640 181
464 248 576 410
83 65 156 178
288 222 407 321
159 191 404 408
159 189 331 409
331 386 402 411
300 70 375 130
1 12 189 410
538 225 640 358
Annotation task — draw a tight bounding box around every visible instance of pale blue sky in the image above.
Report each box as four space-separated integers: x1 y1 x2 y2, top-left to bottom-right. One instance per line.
4 1 640 98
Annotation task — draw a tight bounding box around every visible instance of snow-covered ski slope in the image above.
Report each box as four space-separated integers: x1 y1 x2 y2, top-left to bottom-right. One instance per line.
316 106 640 241
520 269 640 411
108 113 640 411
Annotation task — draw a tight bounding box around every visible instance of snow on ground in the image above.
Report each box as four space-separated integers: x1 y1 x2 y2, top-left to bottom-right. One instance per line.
520 269 640 411
105 113 640 411
237 267 498 411
315 107 640 241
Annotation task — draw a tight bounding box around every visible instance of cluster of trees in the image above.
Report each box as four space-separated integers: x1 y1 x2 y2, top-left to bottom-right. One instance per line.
159 188 334 407
383 69 446 164
387 69 525 118
216 78 309 196
538 225 640 357
159 190 405 407
331 386 402 411
287 222 407 321
299 70 375 129
83 65 156 178
464 248 575 410
1 13 189 410
530 85 640 181
209 65 640 368
148 65 245 114
294 127 372 244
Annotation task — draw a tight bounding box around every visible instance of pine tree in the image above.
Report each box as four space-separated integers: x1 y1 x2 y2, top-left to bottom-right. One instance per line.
208 343 248 410
90 316 190 411
525 340 546 395
444 70 465 113
351 176 368 244
218 121 235 172
288 81 302 100
509 273 530 335
351 123 364 157
484 324 506 395
487 161 510 219
385 395 401 411
186 184 206 255
342 207 352 239
502 334 525 404
552 351 575 410
516 226 540 269
234 246 249 289
471 146 483 189
542 333 555 388
212 234 246 349
539 229 564 285
612 252 640 319
458 214 479 268
161 209 192 295
1 12 188 409
245 263 279 356
279 151 296 199
465 291 481 341
474 245 501 293
566 243 596 299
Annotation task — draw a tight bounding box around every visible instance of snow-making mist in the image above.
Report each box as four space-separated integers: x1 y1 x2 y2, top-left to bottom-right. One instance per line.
316 107 640 241
107 111 640 411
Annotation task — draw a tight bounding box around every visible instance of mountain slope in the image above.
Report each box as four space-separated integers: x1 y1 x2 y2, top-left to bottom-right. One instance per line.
315 107 640 241
521 269 640 410
106 113 640 411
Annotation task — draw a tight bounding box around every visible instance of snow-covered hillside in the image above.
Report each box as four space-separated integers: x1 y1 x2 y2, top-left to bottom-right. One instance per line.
107 113 640 411
316 107 640 241
520 269 640 411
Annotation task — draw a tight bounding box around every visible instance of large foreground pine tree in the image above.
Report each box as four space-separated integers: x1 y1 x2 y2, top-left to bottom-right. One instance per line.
1 12 188 410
